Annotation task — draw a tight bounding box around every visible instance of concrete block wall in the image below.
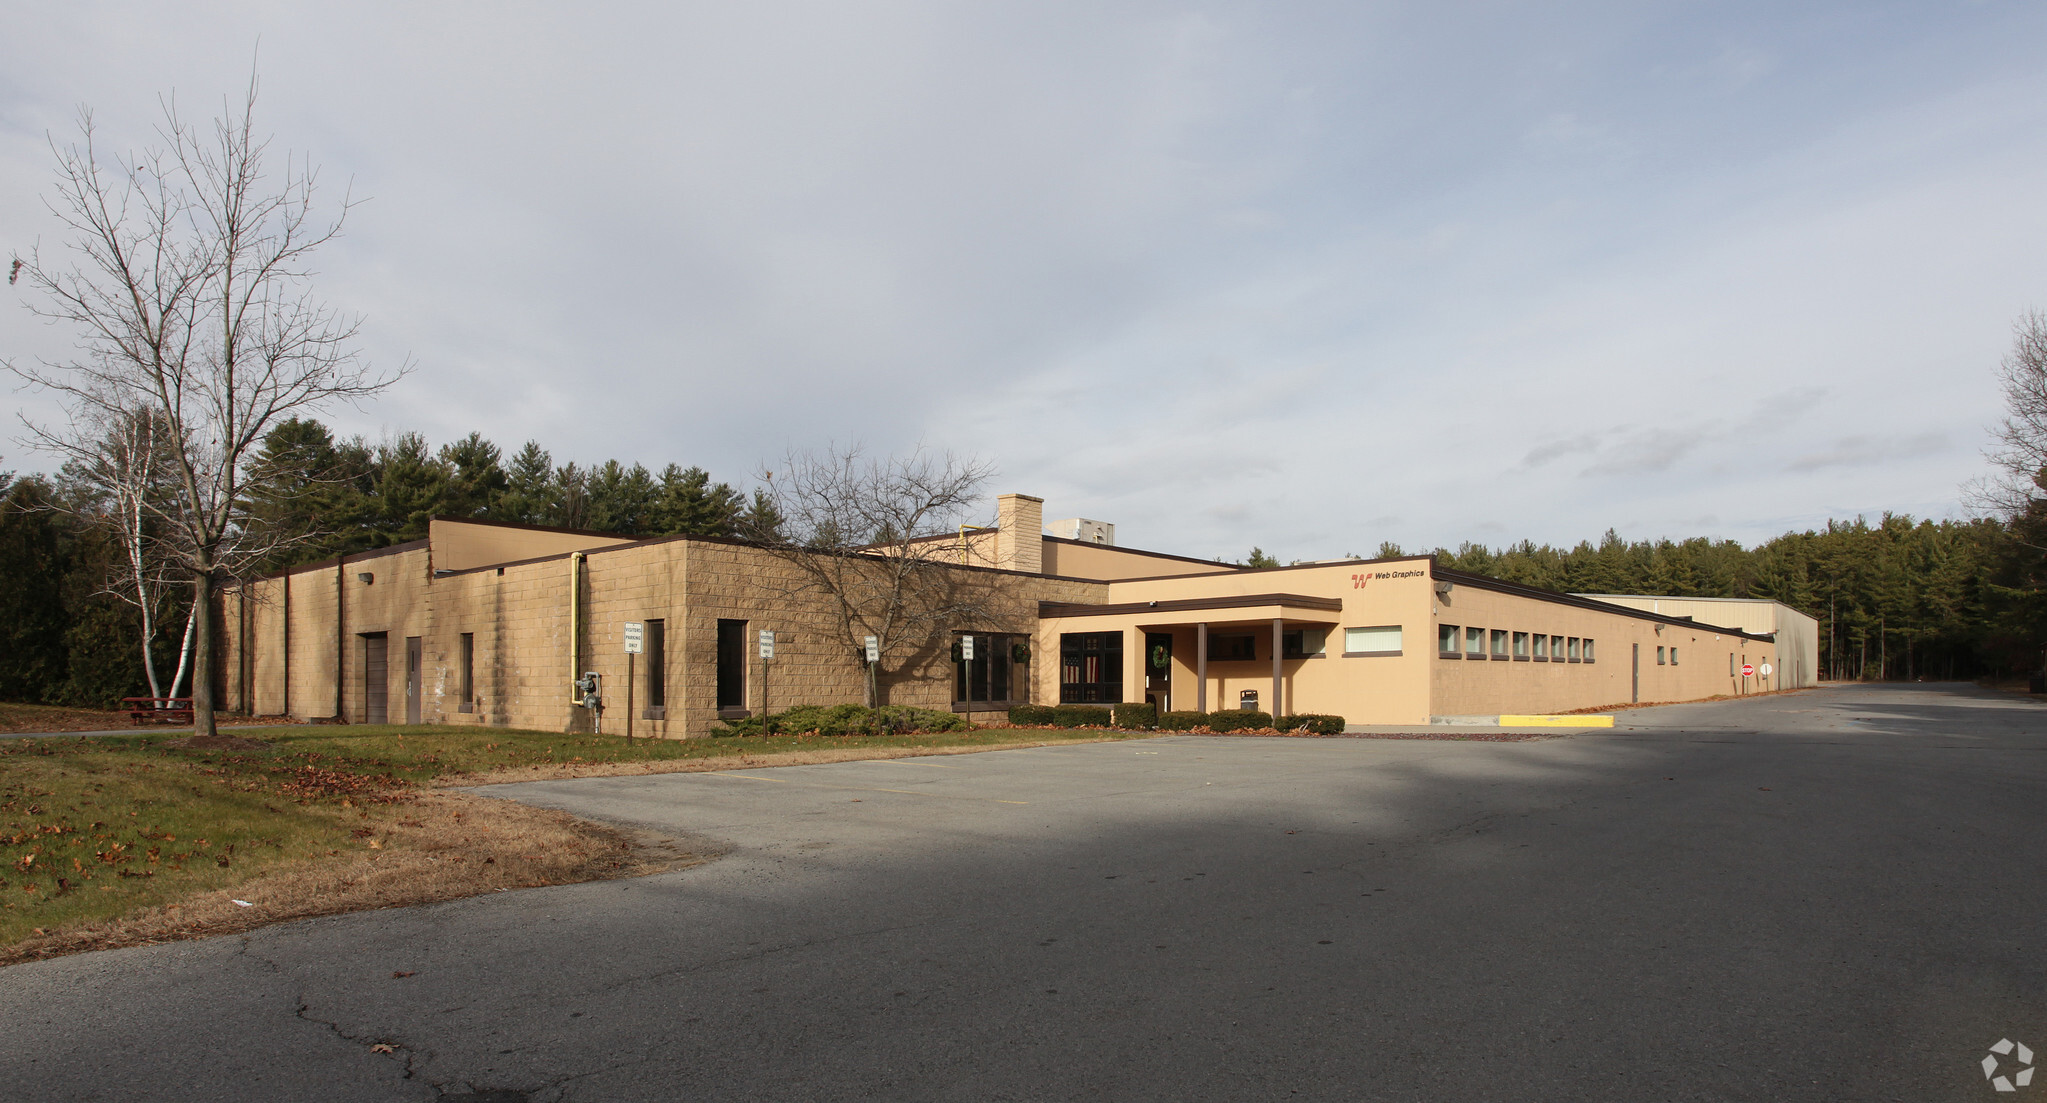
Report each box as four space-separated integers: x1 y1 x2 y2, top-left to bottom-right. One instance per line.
223 534 1112 738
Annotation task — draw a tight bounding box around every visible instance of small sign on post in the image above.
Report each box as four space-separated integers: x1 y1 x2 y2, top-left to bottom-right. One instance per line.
759 629 775 661
623 622 644 654
1741 663 1754 677
960 635 976 661
864 635 880 663
1759 662 1773 677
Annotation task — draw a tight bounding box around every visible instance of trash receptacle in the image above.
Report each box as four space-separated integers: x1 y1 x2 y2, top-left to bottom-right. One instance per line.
1239 689 1259 712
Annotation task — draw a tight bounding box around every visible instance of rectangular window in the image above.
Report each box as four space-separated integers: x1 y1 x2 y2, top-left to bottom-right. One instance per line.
956 633 1019 706
1208 634 1257 662
1513 631 1529 659
1490 629 1509 659
1283 628 1328 659
645 619 666 708
716 619 747 710
1552 635 1565 661
1583 639 1595 662
458 633 475 712
1465 627 1484 656
1060 632 1124 703
1439 624 1461 656
1730 652 1736 676
1533 633 1549 660
1567 637 1581 661
1346 626 1403 655
1657 646 1666 665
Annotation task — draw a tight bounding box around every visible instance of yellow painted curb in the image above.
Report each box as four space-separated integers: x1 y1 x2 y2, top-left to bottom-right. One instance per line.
1499 714 1614 728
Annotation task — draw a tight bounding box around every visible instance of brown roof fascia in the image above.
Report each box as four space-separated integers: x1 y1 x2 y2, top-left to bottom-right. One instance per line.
1039 535 1244 572
436 528 1110 584
1102 553 1429 586
1433 565 1776 642
1040 592 1345 619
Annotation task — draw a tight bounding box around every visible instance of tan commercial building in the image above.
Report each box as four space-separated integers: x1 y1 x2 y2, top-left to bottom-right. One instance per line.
220 494 1783 735
1574 594 1819 689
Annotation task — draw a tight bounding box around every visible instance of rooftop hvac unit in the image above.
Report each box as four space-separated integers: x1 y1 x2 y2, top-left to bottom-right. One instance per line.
1048 518 1115 546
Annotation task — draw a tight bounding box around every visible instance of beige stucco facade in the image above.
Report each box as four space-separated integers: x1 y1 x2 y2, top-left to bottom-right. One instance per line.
219 500 1784 735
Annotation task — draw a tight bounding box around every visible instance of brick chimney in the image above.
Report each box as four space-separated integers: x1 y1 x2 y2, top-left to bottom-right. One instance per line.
995 494 1044 574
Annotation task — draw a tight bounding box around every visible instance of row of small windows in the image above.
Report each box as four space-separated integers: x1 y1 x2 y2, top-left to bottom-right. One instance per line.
1438 625 1594 664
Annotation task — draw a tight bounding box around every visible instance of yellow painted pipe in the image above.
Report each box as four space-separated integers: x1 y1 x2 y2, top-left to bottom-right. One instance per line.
568 551 584 703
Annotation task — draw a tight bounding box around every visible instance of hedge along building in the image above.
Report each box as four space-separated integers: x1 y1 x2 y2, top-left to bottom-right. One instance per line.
218 493 1782 734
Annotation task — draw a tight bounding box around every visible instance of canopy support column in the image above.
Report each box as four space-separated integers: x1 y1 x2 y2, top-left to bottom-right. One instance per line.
1271 618 1284 719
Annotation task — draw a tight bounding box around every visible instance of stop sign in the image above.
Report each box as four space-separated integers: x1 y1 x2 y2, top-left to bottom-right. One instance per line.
1741 664 1754 677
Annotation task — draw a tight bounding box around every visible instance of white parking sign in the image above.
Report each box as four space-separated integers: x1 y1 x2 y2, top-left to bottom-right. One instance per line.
758 629 775 660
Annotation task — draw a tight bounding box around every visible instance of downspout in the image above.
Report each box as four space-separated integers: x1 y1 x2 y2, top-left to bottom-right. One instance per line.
335 555 347 721
282 573 291 717
237 584 248 715
568 551 585 703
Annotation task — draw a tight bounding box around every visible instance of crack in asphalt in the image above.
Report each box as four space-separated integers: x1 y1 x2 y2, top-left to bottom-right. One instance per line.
236 937 447 1098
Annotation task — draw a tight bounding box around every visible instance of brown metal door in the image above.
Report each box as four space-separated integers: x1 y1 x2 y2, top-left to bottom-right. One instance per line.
363 634 388 724
405 636 422 725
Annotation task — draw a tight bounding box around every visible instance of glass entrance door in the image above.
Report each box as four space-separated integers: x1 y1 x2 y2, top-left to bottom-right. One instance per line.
1145 632 1172 712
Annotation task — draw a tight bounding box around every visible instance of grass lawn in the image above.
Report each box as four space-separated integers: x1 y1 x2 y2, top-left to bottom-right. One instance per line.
1 721 1146 962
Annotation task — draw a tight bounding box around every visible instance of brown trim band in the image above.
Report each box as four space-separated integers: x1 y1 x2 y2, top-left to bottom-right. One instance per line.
1434 565 1775 642
1039 593 1343 619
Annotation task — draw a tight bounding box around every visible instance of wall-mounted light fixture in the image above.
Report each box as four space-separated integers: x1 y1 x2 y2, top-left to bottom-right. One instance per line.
1434 580 1454 597
357 572 374 585
433 569 453 578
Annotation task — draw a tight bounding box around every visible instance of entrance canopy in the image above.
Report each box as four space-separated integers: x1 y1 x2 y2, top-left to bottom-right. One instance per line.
1039 593 1342 715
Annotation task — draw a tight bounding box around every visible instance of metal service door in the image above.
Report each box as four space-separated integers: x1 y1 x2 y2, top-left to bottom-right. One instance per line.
363 634 389 724
405 636 422 724
1145 632 1173 712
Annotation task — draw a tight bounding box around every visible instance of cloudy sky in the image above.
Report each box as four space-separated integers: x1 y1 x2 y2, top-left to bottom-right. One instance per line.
4 2 2044 562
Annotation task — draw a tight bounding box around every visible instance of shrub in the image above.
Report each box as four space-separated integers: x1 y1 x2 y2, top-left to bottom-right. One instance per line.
1157 710 1208 731
1203 709 1272 733
1008 704 1056 726
1278 713 1347 735
1111 702 1157 730
717 703 969 737
1051 704 1113 728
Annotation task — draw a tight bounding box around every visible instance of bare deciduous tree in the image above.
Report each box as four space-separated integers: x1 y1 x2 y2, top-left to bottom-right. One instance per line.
1971 310 2047 538
744 444 1018 707
65 408 197 701
7 78 401 735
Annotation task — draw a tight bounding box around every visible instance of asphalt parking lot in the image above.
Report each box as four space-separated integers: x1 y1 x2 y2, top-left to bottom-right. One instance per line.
3 682 2043 1101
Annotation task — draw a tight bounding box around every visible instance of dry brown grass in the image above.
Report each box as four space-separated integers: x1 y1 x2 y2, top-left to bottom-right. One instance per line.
0 700 303 734
0 790 696 967
444 734 1136 787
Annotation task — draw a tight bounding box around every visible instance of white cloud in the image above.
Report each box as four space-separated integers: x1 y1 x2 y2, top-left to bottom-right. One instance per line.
3 2 2045 559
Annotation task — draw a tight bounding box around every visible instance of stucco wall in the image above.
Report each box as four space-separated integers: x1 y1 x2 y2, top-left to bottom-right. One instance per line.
1431 582 1779 716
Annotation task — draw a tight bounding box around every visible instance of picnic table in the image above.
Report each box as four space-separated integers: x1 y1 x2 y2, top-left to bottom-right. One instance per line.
122 697 195 725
